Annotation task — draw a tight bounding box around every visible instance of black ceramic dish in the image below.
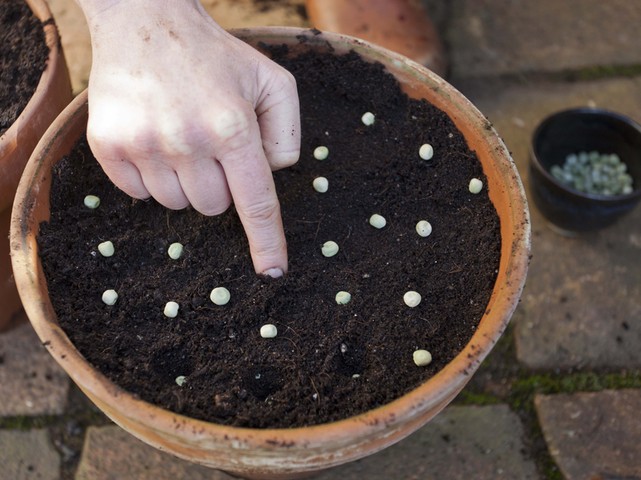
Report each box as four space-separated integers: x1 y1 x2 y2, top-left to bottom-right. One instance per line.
529 108 641 234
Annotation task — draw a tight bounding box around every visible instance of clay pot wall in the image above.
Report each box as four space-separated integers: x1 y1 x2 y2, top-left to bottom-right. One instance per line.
0 0 72 331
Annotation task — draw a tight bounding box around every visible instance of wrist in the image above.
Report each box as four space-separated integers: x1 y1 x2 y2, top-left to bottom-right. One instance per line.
76 0 208 30
74 0 122 19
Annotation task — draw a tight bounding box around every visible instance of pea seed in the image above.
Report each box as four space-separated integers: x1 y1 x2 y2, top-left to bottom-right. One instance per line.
419 143 434 160
313 177 329 193
321 241 339 257
168 242 184 260
260 324 278 338
369 214 386 229
210 287 231 306
175 376 187 386
335 291 352 305
164 301 179 318
361 112 375 126
98 241 115 257
415 220 432 237
313 146 329 160
469 178 483 194
102 289 118 306
84 195 100 209
413 349 432 367
404 291 422 308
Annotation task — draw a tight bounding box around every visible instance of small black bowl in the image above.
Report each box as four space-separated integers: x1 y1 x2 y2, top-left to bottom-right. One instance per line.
529 108 641 234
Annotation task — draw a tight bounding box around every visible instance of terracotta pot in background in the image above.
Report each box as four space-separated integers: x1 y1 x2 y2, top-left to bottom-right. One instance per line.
0 0 72 332
305 0 448 77
11 28 529 480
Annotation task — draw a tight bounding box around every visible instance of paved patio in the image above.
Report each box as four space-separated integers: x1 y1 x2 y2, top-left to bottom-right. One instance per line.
1 0 641 479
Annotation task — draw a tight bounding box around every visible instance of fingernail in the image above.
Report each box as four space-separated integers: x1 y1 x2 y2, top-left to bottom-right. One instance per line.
262 268 284 279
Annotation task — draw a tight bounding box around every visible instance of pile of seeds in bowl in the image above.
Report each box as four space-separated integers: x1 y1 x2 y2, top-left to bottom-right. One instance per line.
551 151 634 195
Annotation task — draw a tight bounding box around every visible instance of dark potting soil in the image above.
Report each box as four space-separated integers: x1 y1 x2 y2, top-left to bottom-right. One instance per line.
38 48 501 428
0 0 49 136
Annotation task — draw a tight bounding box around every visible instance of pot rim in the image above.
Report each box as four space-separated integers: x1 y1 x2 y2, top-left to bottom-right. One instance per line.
0 0 64 153
530 106 641 203
11 26 530 456
0 0 70 212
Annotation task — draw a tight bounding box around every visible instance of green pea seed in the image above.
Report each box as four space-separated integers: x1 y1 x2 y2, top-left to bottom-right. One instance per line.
404 291 422 308
98 241 114 257
413 349 432 367
419 143 434 160
210 287 230 306
321 241 339 257
168 242 184 260
335 291 352 305
416 220 432 237
102 289 118 306
361 112 375 126
84 195 100 209
164 301 179 318
369 214 386 229
469 178 483 194
313 146 329 160
260 324 278 338
313 177 329 193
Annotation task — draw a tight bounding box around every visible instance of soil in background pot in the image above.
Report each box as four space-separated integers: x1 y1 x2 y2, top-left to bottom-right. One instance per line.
38 48 501 428
0 0 49 136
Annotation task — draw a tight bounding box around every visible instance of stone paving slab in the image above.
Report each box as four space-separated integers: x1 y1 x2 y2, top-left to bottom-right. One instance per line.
464 76 641 370
447 0 641 80
317 405 540 480
535 389 641 480
75 426 235 480
75 405 539 480
0 429 61 480
0 321 69 417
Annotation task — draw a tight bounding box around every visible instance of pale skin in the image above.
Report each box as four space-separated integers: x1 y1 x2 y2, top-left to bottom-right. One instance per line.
74 0 301 277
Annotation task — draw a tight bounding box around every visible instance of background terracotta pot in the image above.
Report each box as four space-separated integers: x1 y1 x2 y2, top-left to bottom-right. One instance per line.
10 28 530 480
0 0 72 332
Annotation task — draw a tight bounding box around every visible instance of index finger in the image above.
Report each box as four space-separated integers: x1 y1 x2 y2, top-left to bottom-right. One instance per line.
213 106 288 276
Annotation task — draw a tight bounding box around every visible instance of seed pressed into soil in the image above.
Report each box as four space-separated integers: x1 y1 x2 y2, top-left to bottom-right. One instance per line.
38 47 501 429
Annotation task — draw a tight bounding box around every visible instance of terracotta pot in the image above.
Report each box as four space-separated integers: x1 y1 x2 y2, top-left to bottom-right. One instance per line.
305 0 448 78
11 28 530 479
0 0 72 332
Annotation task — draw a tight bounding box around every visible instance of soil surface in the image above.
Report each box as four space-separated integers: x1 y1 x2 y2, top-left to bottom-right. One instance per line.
39 48 501 428
0 0 49 136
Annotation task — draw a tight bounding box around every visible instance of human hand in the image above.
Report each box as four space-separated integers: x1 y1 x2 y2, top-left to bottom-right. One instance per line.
77 0 300 276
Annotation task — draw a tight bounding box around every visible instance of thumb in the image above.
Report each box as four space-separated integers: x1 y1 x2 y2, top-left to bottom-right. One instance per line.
256 67 301 171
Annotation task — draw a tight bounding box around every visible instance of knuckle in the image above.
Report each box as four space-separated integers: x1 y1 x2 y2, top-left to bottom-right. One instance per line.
160 196 190 211
241 197 281 225
254 237 286 259
267 149 300 171
195 196 232 217
210 106 253 153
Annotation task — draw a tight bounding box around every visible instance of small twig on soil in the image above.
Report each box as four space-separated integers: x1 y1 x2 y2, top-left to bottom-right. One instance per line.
309 377 320 402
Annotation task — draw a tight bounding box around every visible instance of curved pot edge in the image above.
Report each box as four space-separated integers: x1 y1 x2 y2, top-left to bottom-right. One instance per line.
0 0 73 332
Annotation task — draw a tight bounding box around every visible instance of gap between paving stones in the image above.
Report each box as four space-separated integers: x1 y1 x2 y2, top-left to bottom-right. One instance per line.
4 320 641 479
